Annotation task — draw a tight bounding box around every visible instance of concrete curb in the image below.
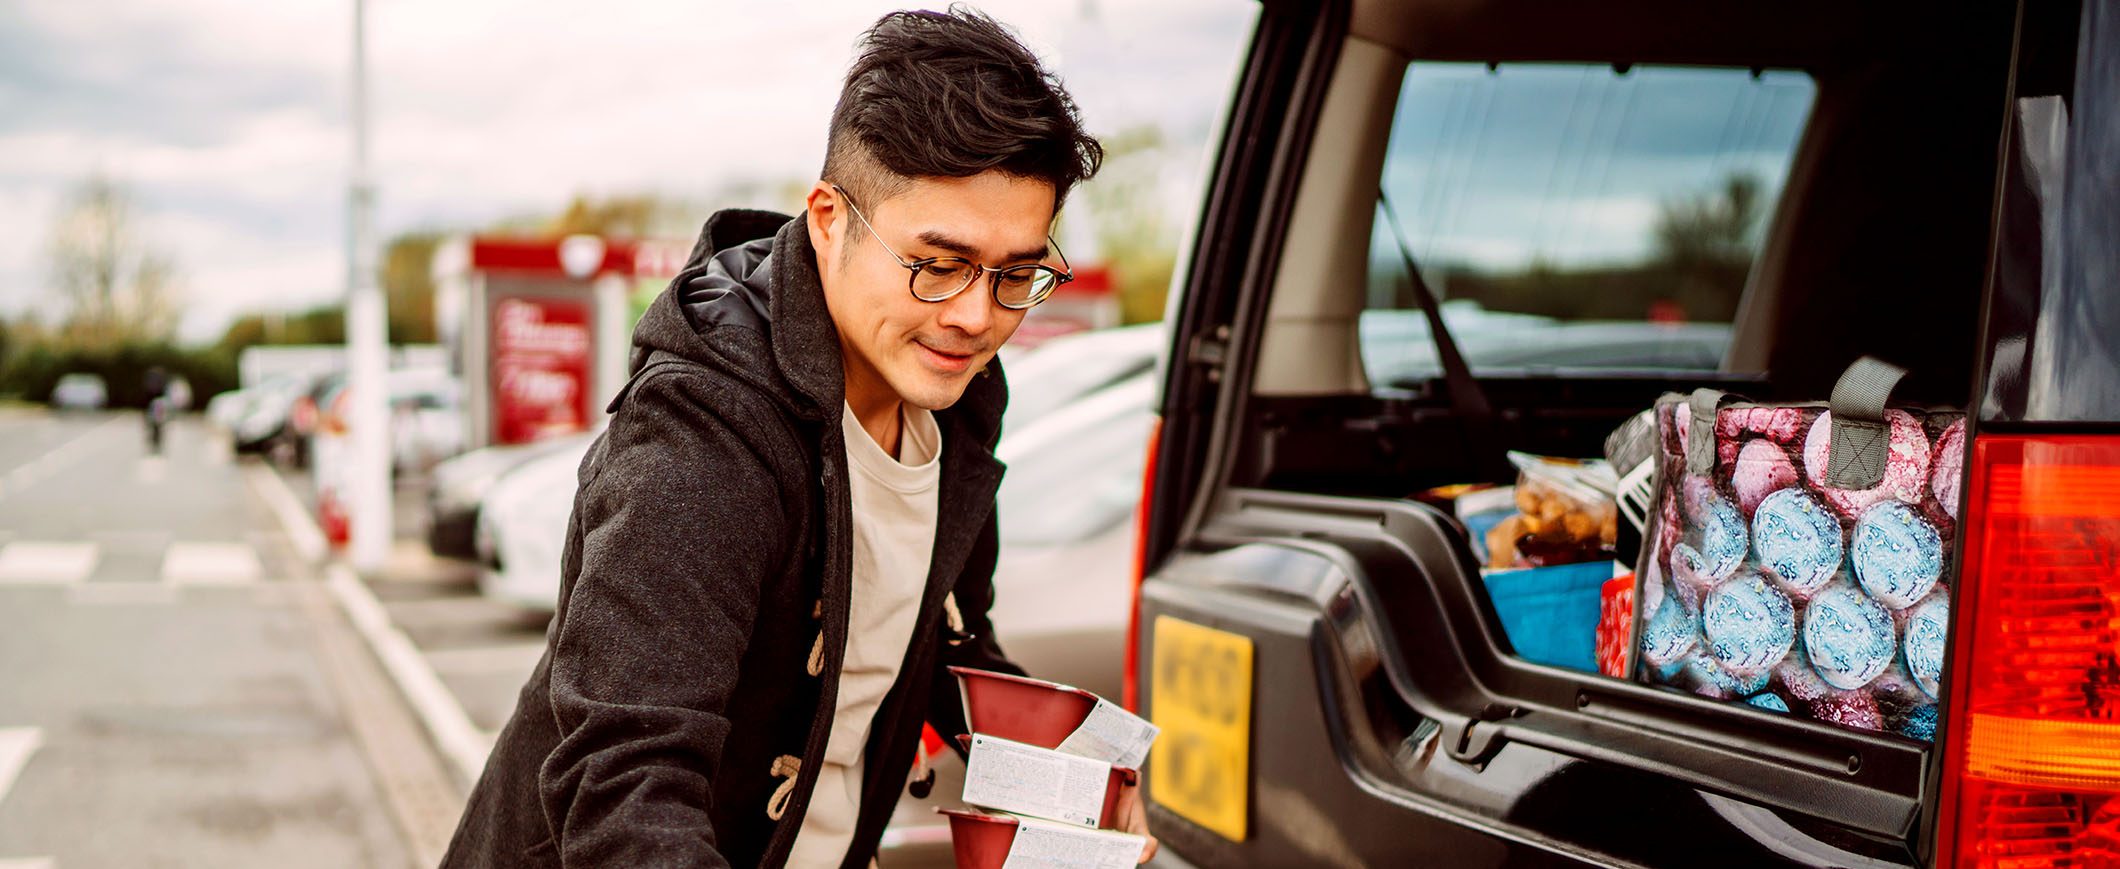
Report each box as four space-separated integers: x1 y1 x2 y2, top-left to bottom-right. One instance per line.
247 463 492 788
324 562 494 788
245 463 327 563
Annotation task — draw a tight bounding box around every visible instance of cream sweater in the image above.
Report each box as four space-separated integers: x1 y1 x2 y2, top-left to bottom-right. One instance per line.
784 402 942 868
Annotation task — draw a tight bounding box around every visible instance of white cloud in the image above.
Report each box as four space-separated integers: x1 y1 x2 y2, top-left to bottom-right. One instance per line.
143 210 344 343
0 184 62 322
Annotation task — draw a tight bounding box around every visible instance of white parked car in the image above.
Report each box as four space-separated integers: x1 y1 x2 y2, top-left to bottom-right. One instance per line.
984 371 1157 700
206 388 250 430
472 327 1167 653
50 373 108 411
997 321 1162 433
388 378 466 475
430 433 594 562
474 436 592 610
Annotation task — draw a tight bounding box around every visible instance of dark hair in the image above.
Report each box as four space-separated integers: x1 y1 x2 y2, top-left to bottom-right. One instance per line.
822 6 1102 225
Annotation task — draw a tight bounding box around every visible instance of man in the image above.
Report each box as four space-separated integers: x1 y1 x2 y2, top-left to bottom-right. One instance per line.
142 365 169 455
442 9 1154 868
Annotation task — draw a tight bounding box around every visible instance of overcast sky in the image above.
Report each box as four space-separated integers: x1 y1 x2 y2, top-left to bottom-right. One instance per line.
2 1 1821 347
0 0 1256 343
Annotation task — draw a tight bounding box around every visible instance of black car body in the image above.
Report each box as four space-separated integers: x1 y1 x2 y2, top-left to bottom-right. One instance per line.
1132 1 2120 867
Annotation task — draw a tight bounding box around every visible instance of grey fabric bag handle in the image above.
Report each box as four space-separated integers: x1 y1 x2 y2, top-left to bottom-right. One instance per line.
1685 388 1731 474
1826 356 1909 489
1604 406 1660 477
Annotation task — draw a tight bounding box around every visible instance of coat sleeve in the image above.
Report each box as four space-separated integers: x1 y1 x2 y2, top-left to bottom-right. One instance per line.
537 371 795 869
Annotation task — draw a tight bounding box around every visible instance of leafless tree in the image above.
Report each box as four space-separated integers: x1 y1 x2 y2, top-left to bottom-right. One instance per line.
48 174 179 347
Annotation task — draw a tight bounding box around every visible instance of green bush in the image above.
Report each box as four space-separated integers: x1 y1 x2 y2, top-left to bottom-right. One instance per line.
0 340 239 409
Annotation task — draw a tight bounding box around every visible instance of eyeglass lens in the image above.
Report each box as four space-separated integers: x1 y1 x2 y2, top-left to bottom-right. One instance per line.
911 261 1060 309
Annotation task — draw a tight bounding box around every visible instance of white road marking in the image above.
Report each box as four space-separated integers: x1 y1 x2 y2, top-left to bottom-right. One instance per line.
289 579 461 864
0 543 98 585
161 542 263 586
0 727 51 869
380 595 526 626
255 461 495 787
421 643 546 677
135 455 167 485
245 464 327 565
0 703 52 869
326 564 494 787
0 727 42 805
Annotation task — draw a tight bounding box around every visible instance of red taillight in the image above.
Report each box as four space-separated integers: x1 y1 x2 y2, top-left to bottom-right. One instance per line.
1939 433 2120 868
1122 416 1163 713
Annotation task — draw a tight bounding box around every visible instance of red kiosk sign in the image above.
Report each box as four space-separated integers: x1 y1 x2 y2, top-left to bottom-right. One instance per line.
491 295 593 444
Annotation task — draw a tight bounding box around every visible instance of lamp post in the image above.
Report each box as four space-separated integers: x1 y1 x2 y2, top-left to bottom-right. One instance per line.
346 0 392 573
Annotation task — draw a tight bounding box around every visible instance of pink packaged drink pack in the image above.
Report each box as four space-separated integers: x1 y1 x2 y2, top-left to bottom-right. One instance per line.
1630 358 1963 741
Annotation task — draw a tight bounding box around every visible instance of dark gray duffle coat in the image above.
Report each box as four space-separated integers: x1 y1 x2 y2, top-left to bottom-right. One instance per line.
441 209 1024 868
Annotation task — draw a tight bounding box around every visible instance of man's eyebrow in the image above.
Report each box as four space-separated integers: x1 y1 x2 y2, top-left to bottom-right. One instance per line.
914 230 1049 264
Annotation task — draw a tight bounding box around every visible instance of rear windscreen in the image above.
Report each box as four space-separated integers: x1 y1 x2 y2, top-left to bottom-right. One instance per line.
1363 63 1815 387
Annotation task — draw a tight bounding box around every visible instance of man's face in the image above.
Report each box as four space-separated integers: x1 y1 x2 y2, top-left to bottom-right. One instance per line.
808 171 1053 413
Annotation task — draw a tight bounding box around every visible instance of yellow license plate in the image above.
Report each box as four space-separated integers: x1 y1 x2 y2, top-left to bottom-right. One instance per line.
1149 615 1253 842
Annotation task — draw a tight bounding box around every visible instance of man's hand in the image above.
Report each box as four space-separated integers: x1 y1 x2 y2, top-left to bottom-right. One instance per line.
1113 779 1159 864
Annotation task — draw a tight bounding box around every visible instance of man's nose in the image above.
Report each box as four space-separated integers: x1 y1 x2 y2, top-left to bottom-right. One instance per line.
934 273 998 335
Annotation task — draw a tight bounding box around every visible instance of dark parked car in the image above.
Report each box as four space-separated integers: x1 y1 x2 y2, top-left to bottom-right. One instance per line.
1131 2 2120 867
425 433 593 562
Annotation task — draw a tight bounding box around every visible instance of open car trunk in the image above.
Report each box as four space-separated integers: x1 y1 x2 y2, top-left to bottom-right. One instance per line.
1130 0 2102 865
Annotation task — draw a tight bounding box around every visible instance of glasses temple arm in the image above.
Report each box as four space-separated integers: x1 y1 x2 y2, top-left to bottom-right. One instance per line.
1048 236 1073 281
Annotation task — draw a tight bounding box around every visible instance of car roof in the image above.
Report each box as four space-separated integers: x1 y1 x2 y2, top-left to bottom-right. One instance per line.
1006 322 1166 378
1002 323 1166 427
998 371 1159 465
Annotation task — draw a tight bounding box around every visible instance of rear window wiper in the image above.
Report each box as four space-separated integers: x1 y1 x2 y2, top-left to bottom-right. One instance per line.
1378 190 1511 482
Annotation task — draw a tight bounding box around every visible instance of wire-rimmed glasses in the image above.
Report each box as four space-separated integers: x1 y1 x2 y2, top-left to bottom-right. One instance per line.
832 184 1071 310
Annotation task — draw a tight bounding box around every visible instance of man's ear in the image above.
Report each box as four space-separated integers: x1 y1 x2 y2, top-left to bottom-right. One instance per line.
805 181 843 271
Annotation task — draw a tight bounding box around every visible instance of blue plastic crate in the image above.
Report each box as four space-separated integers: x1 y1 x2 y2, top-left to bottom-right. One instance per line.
1481 560 1612 673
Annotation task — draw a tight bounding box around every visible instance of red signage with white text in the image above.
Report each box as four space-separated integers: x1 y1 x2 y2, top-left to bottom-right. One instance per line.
490 295 592 445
